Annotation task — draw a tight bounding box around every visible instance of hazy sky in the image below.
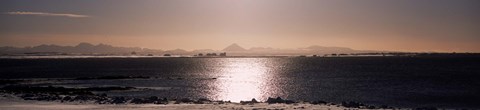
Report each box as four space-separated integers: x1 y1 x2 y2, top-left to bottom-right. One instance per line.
1 0 479 52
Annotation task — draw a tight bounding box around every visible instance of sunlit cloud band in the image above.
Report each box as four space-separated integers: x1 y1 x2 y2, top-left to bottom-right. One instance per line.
4 11 90 18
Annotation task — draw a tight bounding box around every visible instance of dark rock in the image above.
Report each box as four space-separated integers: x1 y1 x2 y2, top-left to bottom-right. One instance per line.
198 98 210 102
285 100 295 104
148 96 158 101
266 97 286 104
365 105 376 109
275 97 285 103
99 93 108 97
342 101 361 108
63 96 72 101
111 97 127 104
32 94 59 101
175 98 193 104
127 96 158 104
95 96 110 104
251 98 258 103
310 100 327 105
161 98 168 102
154 100 168 104
240 98 259 105
416 107 438 110
194 98 211 104
130 98 145 104
266 97 275 103
194 100 204 104
73 95 92 101
71 91 94 95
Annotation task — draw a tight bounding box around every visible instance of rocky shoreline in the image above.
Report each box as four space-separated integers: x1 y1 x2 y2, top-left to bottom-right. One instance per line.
0 85 426 109
0 79 451 110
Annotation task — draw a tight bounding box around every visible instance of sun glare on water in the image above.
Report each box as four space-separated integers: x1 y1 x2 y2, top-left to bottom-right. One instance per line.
214 58 275 102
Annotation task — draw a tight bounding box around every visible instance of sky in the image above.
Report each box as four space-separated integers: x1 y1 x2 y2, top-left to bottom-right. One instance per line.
1 0 479 52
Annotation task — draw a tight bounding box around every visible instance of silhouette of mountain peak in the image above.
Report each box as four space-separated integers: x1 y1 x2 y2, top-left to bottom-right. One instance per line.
76 42 95 48
223 43 247 51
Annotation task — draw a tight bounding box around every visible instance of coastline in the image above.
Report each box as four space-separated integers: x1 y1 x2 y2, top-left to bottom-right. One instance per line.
0 78 473 109
0 94 351 110
0 84 394 109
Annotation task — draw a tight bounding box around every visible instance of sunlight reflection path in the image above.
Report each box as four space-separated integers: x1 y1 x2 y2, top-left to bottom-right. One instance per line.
215 58 273 102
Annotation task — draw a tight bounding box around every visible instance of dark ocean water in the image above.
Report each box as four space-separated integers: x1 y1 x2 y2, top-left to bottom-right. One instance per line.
1 57 479 108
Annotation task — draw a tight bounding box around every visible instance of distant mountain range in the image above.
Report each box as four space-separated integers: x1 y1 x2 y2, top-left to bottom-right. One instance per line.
0 43 161 55
220 44 379 56
0 43 382 56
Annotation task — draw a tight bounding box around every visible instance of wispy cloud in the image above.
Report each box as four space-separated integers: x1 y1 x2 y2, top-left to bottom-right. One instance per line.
4 11 90 18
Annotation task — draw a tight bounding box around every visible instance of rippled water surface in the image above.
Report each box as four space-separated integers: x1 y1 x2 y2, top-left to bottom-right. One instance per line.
1 57 480 108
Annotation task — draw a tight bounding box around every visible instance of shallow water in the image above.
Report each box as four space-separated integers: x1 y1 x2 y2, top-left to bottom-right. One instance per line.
1 57 479 108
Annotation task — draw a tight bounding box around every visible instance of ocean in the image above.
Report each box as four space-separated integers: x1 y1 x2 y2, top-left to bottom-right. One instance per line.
1 57 479 108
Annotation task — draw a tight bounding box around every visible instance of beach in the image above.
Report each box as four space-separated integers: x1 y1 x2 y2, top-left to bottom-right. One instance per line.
0 94 351 110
